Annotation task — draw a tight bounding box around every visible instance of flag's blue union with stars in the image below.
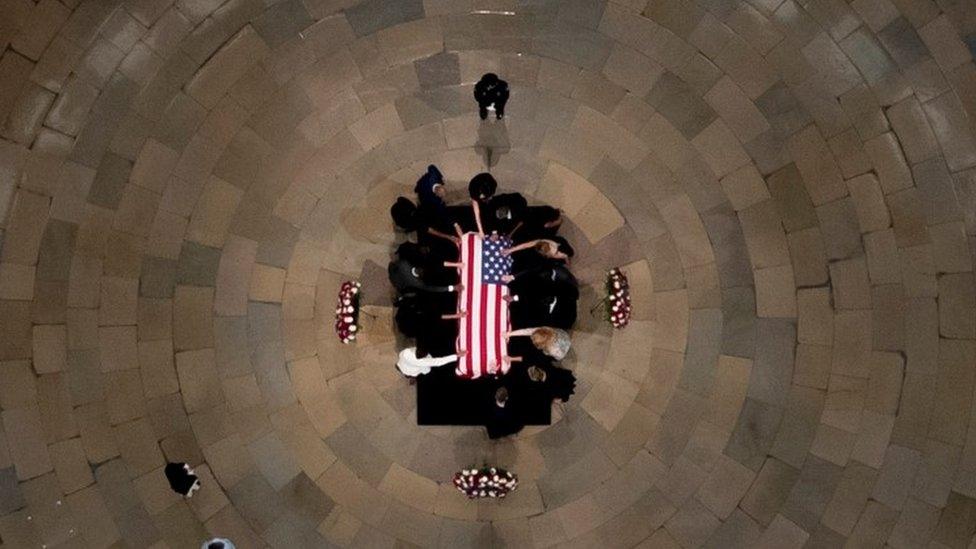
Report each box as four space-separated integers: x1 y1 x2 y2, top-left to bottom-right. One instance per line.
482 235 514 284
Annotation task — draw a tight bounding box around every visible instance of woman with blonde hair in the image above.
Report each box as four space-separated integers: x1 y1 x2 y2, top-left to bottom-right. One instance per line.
506 327 571 360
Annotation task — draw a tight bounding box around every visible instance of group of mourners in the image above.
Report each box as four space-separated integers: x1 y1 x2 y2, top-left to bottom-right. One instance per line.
389 165 578 439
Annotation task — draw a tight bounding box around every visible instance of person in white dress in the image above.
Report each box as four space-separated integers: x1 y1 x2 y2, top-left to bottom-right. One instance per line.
396 347 465 377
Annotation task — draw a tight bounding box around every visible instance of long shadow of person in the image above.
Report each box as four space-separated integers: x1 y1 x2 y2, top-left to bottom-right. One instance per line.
476 117 511 170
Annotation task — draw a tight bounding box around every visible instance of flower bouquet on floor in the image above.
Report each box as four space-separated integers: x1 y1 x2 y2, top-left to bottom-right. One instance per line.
453 467 518 499
605 267 631 329
335 281 361 343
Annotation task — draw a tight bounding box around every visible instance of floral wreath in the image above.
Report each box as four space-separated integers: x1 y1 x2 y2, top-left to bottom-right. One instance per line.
606 268 631 329
335 281 361 343
453 467 518 498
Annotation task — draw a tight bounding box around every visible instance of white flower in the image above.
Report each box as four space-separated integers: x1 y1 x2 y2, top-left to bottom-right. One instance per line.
344 316 353 323
349 325 357 332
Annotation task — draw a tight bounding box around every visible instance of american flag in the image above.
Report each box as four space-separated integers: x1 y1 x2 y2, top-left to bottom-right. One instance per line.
456 233 513 379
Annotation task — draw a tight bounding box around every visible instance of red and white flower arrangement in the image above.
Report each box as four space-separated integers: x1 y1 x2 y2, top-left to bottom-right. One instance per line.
606 268 631 329
453 467 518 499
334 281 361 343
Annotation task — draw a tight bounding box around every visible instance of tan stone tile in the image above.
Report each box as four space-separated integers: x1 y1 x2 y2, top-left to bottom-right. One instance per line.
863 131 912 194
573 190 625 244
98 326 138 372
657 195 713 269
809 422 854 466
535 162 597 217
787 227 829 287
938 273 976 339
113 184 161 238
829 257 871 310
0 262 34 299
48 438 93 494
793 343 831 389
786 125 847 206
739 199 790 269
602 42 662 96
917 15 971 72
845 173 890 233
2 407 54 480
138 298 172 341
704 76 770 143
2 190 50 266
133 465 181 515
31 324 66 374
757 514 809 547
249 264 286 303
691 119 750 178
173 286 213 351
755 264 797 318
720 164 770 212
186 176 243 248
887 96 939 165
147 209 189 260
138 339 178 399
696 454 756 519
176 348 223 413
186 25 270 109
98 276 138 326
186 464 228 521
822 462 877 535
573 106 650 170
214 236 258 316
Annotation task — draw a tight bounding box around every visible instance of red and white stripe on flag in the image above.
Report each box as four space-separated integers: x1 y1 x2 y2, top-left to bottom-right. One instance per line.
455 233 511 379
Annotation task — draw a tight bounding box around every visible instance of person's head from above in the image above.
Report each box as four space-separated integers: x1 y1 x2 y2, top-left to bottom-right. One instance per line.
530 327 557 351
207 542 225 549
535 239 574 261
468 172 497 202
419 165 446 198
396 242 427 268
495 386 509 406
391 197 418 231
527 365 547 383
481 73 499 84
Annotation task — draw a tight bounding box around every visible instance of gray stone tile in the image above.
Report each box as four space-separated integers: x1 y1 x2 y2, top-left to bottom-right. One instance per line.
140 256 178 298
177 241 221 287
251 0 314 49
877 17 931 68
748 319 796 408
725 397 783 471
678 309 723 396
35 220 77 283
414 52 460 91
227 473 286 533
739 456 800 526
325 423 392 487
278 473 335 527
766 163 817 233
816 198 863 260
256 215 300 269
0 466 25 514
646 72 717 139
721 287 757 359
87 152 133 209
345 0 425 37
780 455 843 531
702 205 753 289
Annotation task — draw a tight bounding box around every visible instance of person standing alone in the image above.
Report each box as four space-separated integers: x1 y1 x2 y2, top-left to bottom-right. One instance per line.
474 73 510 120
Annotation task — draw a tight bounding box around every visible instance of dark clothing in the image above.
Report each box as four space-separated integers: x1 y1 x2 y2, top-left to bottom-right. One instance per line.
164 463 197 495
486 398 524 439
484 192 528 235
514 206 561 242
474 74 510 120
414 165 446 210
510 294 577 330
388 260 454 294
509 264 578 298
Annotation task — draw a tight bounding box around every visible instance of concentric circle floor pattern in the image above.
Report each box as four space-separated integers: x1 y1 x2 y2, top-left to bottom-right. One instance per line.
0 0 975 547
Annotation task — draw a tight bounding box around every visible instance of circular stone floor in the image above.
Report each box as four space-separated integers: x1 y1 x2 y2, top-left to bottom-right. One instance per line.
1 0 976 547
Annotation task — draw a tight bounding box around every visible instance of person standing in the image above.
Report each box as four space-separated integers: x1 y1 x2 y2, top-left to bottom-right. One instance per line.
164 462 201 498
474 73 510 120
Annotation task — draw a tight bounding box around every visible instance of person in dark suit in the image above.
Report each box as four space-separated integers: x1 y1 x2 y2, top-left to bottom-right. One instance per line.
415 165 447 210
486 386 524 439
474 73 510 120
165 462 200 497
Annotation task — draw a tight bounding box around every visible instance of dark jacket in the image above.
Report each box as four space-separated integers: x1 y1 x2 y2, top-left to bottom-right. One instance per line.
474 76 510 109
388 260 453 294
164 463 197 495
414 165 445 209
